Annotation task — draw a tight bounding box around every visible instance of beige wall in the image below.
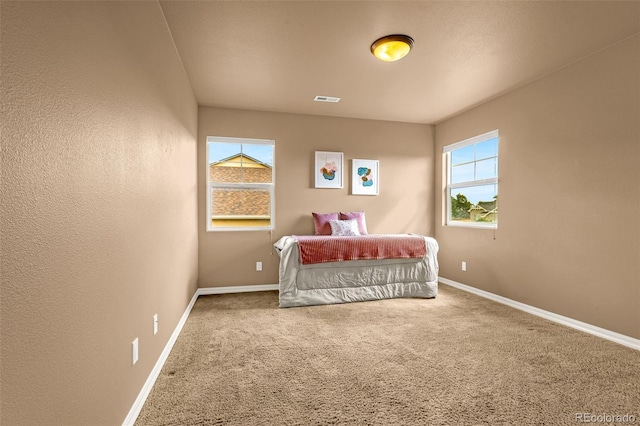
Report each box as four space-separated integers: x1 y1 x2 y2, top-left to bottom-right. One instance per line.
198 108 434 287
435 35 640 339
1 2 198 425
1 3 636 425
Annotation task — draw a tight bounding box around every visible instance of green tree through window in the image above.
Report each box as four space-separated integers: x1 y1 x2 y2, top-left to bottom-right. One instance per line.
451 194 472 219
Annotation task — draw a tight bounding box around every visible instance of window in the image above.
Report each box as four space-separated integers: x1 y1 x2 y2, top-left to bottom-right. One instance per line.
444 130 498 228
207 136 275 231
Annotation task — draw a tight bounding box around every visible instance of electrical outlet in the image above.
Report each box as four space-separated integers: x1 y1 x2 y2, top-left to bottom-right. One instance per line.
132 338 139 365
256 261 262 271
462 261 467 272
153 314 158 335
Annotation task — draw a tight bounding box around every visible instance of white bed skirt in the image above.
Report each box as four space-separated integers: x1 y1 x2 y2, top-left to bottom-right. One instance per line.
274 235 439 308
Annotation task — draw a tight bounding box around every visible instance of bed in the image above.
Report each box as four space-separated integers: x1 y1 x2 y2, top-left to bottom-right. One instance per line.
274 233 439 308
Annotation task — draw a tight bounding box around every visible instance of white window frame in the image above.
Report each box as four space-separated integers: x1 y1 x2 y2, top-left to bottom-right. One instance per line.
206 136 275 232
444 130 499 229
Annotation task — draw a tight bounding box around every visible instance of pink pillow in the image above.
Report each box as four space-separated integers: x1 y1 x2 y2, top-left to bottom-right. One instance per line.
312 212 339 235
339 211 368 235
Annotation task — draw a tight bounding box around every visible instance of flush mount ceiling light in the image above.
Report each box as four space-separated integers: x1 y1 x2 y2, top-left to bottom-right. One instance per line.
370 34 414 62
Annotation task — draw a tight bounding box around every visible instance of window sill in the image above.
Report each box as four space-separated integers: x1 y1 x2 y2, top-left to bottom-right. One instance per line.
445 222 497 230
207 227 274 232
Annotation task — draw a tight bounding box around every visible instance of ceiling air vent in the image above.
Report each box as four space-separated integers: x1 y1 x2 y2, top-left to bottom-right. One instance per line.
314 95 341 103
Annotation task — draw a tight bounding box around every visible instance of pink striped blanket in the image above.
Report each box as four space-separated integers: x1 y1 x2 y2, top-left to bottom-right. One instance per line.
293 235 427 265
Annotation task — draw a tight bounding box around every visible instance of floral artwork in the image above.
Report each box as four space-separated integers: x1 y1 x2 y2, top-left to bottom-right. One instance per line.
314 151 343 188
352 159 379 195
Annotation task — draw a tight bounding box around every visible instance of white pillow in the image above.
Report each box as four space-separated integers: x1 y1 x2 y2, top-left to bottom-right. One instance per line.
329 219 361 236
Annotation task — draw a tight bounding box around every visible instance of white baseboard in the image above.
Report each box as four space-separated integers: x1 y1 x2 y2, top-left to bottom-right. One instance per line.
197 283 279 296
122 284 279 425
122 290 199 425
439 277 640 351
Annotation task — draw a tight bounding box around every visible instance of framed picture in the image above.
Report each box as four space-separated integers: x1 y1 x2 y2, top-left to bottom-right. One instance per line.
351 159 379 195
314 151 344 189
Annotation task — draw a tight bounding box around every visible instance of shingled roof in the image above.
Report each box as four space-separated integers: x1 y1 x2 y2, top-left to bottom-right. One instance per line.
211 189 270 216
211 152 271 167
209 153 272 184
478 200 497 211
210 153 272 217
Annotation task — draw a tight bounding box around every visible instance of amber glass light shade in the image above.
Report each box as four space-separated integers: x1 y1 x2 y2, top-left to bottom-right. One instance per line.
371 35 414 62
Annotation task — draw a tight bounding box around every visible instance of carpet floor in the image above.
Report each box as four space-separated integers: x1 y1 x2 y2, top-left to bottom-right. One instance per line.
135 285 639 425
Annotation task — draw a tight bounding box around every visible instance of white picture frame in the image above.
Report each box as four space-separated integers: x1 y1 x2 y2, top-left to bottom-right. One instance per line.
351 159 379 196
314 151 344 189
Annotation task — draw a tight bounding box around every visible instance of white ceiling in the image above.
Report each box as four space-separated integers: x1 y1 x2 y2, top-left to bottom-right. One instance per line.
159 1 640 124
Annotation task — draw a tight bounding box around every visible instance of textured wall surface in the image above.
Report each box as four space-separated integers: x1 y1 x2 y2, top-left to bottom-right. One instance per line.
1 2 198 424
435 35 640 339
197 108 434 287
